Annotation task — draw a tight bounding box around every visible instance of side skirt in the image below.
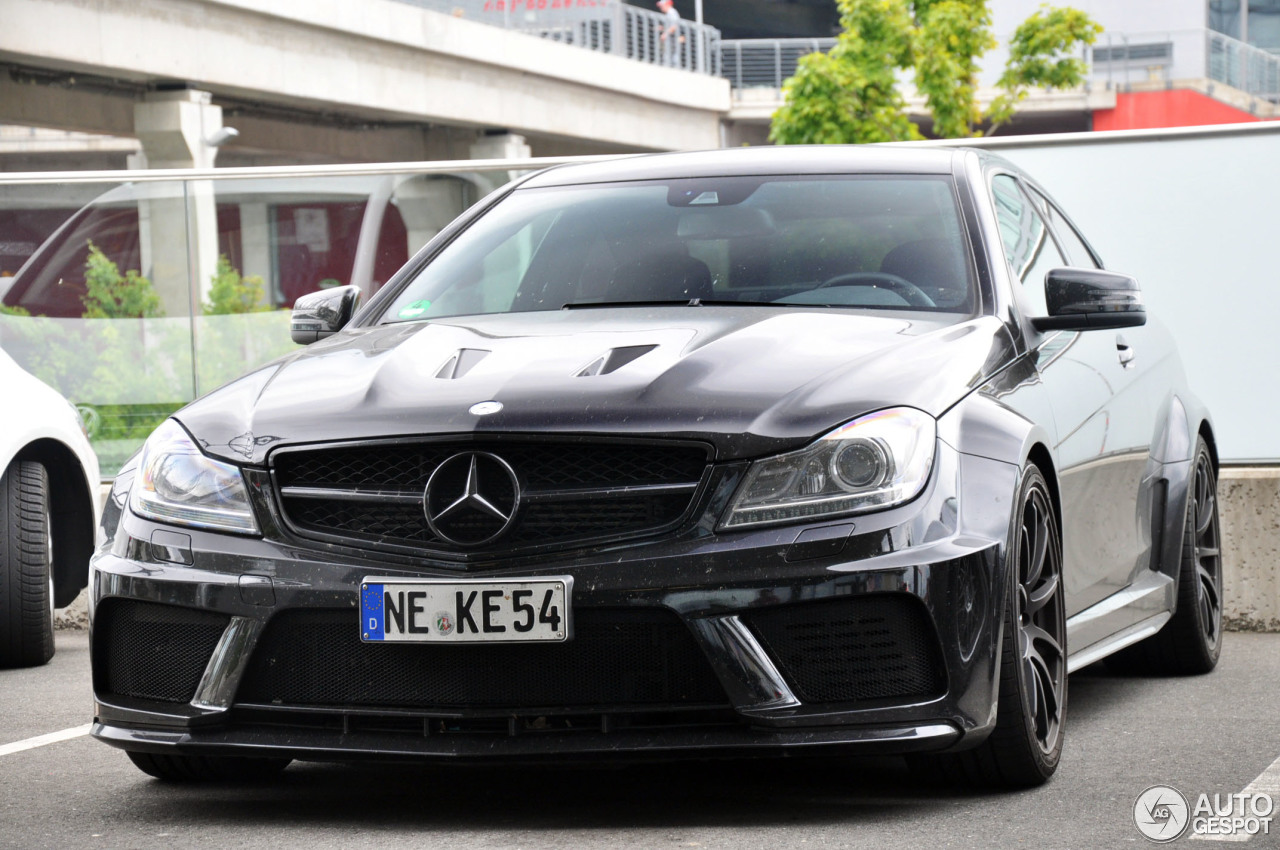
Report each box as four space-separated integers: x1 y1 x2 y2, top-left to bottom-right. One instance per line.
1065 570 1175 672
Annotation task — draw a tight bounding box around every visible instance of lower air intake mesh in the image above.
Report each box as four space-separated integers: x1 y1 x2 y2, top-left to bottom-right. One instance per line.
94 599 229 704
237 607 728 710
743 595 946 706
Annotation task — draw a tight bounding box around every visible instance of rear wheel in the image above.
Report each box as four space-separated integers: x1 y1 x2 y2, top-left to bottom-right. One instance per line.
915 464 1067 788
126 751 292 782
0 461 55 668
1107 437 1222 675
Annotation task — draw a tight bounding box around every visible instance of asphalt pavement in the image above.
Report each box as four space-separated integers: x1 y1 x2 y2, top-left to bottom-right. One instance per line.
2 631 1278 849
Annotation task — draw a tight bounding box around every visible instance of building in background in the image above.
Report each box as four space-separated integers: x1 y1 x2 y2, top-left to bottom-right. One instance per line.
994 0 1280 131
720 0 1280 142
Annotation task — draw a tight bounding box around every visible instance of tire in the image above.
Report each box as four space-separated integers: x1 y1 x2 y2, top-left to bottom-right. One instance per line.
126 751 292 783
0 461 55 669
1106 437 1222 675
914 465 1068 788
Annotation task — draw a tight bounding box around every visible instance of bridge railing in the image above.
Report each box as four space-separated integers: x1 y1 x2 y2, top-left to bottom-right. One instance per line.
718 38 836 90
391 0 720 74
718 28 1280 104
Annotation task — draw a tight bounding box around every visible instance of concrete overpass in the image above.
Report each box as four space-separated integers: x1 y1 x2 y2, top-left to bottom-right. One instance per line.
0 0 731 166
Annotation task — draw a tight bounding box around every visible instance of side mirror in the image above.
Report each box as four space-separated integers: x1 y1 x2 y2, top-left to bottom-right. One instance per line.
290 285 362 345
1031 268 1146 332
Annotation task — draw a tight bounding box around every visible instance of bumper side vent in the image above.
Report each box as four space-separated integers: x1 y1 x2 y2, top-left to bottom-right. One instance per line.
743 595 946 706
93 599 228 704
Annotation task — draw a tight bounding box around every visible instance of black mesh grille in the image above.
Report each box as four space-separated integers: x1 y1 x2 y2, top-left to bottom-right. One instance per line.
744 595 946 706
94 599 228 704
272 440 708 555
236 608 728 711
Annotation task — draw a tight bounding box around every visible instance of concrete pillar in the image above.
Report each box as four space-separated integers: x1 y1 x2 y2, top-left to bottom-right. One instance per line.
469 132 532 195
469 132 532 162
130 89 229 317
237 203 273 298
133 89 229 170
393 176 473 258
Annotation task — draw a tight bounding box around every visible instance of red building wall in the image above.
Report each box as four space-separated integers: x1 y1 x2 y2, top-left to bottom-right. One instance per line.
1093 89 1265 131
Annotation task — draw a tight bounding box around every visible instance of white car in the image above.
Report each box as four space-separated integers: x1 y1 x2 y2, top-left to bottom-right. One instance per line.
0 348 99 668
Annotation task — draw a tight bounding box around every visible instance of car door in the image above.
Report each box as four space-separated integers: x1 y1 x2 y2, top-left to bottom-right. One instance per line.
991 173 1160 617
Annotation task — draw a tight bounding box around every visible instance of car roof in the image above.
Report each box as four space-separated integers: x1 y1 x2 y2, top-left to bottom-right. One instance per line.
521 145 968 188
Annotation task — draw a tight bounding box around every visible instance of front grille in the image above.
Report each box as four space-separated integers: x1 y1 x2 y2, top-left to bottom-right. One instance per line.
271 439 709 556
94 599 229 704
743 595 946 706
236 608 729 711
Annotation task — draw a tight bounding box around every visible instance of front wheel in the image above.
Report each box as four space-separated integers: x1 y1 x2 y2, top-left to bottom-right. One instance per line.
0 461 55 669
916 464 1067 788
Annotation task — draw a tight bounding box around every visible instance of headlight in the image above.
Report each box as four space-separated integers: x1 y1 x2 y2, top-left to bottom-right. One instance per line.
129 419 259 535
721 407 936 529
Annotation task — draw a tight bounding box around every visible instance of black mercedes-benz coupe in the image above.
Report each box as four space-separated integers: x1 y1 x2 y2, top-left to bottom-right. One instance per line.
90 146 1222 788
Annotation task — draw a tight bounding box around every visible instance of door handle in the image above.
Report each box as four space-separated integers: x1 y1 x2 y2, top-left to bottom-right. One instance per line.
1116 336 1135 367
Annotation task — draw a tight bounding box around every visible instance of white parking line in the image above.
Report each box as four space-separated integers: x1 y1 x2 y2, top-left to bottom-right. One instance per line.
0 724 90 757
1188 752 1280 843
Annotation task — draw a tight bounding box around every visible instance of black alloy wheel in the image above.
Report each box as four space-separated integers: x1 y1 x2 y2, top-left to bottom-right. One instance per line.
1188 445 1224 654
0 461 55 669
1010 471 1067 766
914 464 1067 788
1108 436 1222 675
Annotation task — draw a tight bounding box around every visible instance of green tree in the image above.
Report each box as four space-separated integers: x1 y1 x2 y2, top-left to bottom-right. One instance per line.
195 255 296 394
204 254 271 315
81 241 163 319
770 0 1101 144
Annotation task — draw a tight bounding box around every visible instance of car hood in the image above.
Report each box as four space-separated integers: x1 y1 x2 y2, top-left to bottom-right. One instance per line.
178 308 1015 465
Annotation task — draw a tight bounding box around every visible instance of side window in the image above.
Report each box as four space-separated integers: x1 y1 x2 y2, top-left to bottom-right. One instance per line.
991 175 1064 317
1029 188 1100 269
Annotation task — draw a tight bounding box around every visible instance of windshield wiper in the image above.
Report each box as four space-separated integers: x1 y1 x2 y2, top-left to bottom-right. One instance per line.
560 299 777 309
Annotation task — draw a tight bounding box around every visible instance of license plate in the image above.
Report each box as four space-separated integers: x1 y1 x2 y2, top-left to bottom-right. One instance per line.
360 577 573 643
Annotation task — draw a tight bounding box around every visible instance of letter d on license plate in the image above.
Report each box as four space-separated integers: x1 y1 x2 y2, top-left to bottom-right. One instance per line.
360 577 573 644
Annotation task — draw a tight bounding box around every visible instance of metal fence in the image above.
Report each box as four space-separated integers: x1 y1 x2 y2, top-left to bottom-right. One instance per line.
390 0 720 74
378 2 1280 98
1087 28 1280 103
717 28 1280 104
1207 29 1280 102
718 38 835 89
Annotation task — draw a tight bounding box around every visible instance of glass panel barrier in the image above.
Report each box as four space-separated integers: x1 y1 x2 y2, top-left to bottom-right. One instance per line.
0 167 494 477
0 179 196 474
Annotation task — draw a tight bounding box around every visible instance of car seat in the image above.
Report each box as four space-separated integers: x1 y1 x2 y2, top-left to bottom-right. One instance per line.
879 239 967 308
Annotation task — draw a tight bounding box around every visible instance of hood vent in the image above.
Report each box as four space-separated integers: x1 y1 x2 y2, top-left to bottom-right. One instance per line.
434 348 490 380
576 345 657 378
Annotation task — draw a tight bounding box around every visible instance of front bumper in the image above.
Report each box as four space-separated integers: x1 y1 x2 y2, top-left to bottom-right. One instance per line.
89 442 1017 763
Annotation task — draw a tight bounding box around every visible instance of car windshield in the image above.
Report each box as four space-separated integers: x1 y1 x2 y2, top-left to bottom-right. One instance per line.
380 174 975 322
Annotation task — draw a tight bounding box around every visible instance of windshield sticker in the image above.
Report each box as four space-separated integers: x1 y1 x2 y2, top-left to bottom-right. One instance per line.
398 300 433 320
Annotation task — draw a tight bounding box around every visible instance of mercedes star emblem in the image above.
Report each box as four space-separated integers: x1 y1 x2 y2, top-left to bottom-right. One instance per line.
423 452 520 546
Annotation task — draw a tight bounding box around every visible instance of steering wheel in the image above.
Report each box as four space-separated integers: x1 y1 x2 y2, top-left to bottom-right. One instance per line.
815 272 935 307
